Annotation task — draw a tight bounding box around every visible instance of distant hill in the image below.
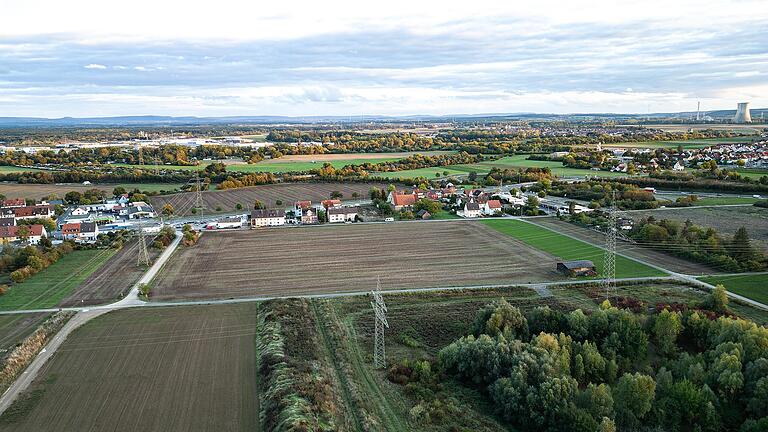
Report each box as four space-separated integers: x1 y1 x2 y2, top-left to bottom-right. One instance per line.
0 110 766 128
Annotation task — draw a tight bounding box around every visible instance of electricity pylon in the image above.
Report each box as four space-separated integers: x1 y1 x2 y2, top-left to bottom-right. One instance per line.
137 228 150 267
193 171 204 222
602 191 618 299
371 277 389 369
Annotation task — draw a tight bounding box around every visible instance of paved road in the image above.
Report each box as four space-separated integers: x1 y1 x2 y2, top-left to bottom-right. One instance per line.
0 230 182 416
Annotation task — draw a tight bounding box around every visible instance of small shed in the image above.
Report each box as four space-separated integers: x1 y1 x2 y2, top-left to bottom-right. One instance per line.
557 260 597 277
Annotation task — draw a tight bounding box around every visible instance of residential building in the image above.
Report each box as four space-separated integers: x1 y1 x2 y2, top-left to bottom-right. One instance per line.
387 191 417 210
294 200 312 217
321 199 342 209
0 224 47 244
483 200 503 216
0 217 15 227
327 206 359 223
1 198 26 208
61 222 99 242
127 204 156 219
461 202 482 218
12 205 54 220
209 217 243 230
250 209 286 228
300 207 319 224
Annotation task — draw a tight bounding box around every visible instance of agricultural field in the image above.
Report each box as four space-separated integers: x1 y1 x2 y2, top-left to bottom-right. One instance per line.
151 182 389 216
700 273 768 306
114 151 457 174
602 136 757 149
59 240 159 307
374 155 634 180
733 168 768 180
0 182 184 200
0 166 44 174
0 249 116 311
0 303 259 431
0 313 50 354
482 219 665 278
150 221 564 301
626 206 768 251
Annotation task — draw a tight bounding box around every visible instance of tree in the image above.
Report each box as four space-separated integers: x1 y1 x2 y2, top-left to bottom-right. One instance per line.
577 383 614 420
730 227 755 261
653 309 683 356
253 200 265 210
16 226 30 243
64 191 83 204
468 171 478 182
330 191 343 199
524 195 540 215
275 200 283 206
235 203 243 210
352 192 359 199
413 198 441 214
708 284 729 314
204 162 227 175
161 203 175 216
113 186 127 196
612 373 656 430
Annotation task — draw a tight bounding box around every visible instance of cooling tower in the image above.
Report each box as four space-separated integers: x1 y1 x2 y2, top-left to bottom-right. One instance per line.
734 102 752 123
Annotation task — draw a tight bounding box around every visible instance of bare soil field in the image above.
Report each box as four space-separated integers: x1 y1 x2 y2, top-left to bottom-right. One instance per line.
150 221 564 301
531 217 718 275
151 181 389 216
59 240 161 307
0 303 259 432
0 314 50 354
627 206 768 252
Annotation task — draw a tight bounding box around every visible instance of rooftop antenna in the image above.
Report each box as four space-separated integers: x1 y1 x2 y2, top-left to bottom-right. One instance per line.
371 276 389 369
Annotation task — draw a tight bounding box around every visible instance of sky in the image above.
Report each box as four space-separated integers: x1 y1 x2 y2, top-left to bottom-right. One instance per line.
1 0 767 118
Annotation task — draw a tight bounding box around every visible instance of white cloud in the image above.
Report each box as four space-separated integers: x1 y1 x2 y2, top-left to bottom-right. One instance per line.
84 63 107 69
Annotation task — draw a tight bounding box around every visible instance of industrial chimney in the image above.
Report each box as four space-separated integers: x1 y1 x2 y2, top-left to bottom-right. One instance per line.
734 102 752 123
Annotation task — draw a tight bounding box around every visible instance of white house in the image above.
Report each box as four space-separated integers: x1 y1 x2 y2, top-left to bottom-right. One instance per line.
483 200 503 216
328 206 359 223
673 160 686 171
250 209 286 228
0 224 47 244
71 207 89 216
460 202 482 218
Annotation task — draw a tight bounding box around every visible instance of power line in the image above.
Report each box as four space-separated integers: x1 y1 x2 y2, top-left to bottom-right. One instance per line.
370 276 389 369
137 228 150 267
602 191 617 299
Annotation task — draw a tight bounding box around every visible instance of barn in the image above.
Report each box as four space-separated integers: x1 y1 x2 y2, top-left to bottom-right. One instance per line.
556 260 597 277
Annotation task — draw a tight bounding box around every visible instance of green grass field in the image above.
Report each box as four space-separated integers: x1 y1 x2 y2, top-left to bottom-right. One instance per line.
375 155 636 180
0 166 45 173
699 274 768 305
691 196 761 206
734 168 768 180
0 249 116 311
481 219 664 279
604 136 757 149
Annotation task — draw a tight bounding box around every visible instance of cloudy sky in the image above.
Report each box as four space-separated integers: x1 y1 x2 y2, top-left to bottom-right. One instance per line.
1 0 767 117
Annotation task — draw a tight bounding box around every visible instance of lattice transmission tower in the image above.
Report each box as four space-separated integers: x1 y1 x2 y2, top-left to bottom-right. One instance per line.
602 191 618 299
371 277 389 369
191 171 205 223
137 228 150 267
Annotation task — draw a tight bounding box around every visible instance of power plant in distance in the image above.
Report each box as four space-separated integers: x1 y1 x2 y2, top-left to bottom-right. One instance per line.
734 102 752 123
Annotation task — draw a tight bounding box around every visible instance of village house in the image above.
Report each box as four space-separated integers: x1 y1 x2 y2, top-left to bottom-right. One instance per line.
60 222 99 242
460 201 482 218
126 202 156 219
300 207 319 224
0 224 47 244
1 198 26 208
327 206 359 223
294 200 312 217
71 206 90 216
250 209 286 228
0 217 14 227
387 191 417 211
321 199 342 210
12 205 54 221
483 199 503 216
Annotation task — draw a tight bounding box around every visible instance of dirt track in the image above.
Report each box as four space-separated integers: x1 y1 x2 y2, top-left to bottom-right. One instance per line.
0 304 259 432
151 182 389 216
150 221 564 301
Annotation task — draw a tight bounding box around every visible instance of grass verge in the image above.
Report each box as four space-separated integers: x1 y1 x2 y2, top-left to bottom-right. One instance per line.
699 273 768 305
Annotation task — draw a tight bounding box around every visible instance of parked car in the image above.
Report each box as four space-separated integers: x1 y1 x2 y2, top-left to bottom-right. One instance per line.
384 217 395 222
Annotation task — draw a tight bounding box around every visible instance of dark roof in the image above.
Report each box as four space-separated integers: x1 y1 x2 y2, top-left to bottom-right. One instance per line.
328 206 360 215
558 260 595 269
251 209 286 218
465 202 480 211
81 222 98 233
0 217 15 226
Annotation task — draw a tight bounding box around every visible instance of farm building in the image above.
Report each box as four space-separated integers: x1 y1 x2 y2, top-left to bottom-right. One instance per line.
556 260 597 277
0 224 47 244
250 209 286 228
328 206 359 223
